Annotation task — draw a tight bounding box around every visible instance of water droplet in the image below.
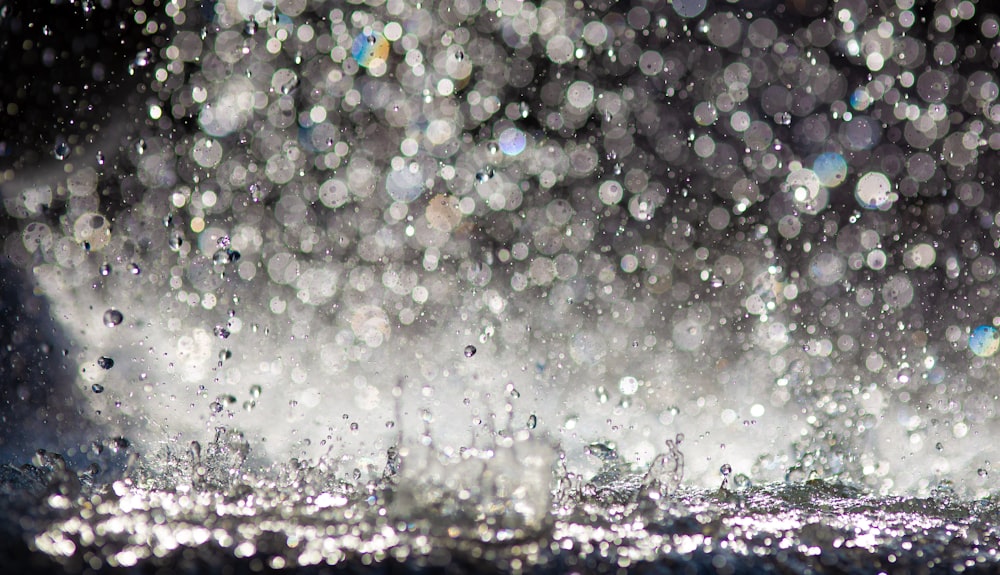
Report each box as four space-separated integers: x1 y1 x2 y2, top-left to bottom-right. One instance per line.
896 367 912 384
776 111 792 125
79 462 101 479
250 385 262 399
619 375 640 395
210 400 223 413
53 142 71 160
91 384 104 394
709 276 724 288
720 463 732 476
936 442 944 451
100 263 112 276
585 442 618 462
95 151 106 165
350 422 359 431
135 139 147 155
279 74 299 95
464 344 477 357
103 309 124 327
527 414 537 429
785 466 807 483
216 248 240 265
248 182 262 201
244 19 258 35
129 263 141 275
168 235 183 252
214 326 231 339
97 356 114 370
595 385 609 404
733 473 752 491
134 48 152 68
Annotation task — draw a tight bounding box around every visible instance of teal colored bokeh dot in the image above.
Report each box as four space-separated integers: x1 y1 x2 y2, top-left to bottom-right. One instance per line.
813 152 847 187
352 31 390 68
969 325 1000 357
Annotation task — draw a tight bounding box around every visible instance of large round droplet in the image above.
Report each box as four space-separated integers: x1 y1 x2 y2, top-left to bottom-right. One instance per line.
103 309 124 327
53 141 71 160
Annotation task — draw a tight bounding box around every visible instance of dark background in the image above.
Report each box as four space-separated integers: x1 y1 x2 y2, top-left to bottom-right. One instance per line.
0 0 158 463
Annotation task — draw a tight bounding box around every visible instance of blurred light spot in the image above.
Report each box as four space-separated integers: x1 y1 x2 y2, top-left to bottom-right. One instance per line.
671 0 707 18
386 162 424 203
969 325 1000 357
352 31 390 68
498 127 526 156
855 172 895 210
813 153 847 187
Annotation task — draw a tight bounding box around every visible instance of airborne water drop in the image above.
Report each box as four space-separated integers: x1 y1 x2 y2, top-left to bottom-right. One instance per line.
103 309 124 327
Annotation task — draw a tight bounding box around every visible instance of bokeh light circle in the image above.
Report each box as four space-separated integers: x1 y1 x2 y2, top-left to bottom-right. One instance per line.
498 128 526 156
352 31 390 68
970 325 1000 357
855 172 895 210
813 153 848 187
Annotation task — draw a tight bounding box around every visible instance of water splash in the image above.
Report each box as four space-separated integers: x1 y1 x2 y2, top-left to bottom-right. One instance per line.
4 0 1000 571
